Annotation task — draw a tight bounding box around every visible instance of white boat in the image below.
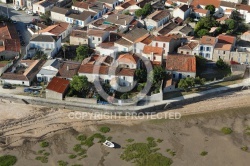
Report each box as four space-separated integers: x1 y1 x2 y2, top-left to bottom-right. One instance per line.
103 140 115 148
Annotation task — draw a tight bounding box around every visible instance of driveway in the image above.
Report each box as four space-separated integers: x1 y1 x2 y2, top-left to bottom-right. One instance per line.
0 4 39 55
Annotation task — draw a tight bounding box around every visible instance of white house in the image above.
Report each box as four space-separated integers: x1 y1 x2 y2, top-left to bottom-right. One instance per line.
26 35 61 59
198 36 218 60
36 59 60 83
35 22 72 40
51 6 71 22
65 11 96 27
192 8 210 18
142 45 163 65
33 0 54 15
87 29 110 48
1 60 43 86
151 36 177 56
173 4 191 20
166 54 196 80
116 53 140 69
114 28 149 52
144 10 170 30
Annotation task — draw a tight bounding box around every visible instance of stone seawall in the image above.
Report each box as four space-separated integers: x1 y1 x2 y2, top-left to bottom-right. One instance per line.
0 83 244 114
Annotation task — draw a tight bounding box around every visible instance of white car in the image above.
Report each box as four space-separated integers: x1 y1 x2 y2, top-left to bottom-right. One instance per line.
26 10 33 15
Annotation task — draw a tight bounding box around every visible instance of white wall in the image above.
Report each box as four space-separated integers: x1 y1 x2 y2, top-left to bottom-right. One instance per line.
51 12 66 22
2 79 30 86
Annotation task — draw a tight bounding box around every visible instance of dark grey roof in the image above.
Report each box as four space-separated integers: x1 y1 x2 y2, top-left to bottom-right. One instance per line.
89 2 105 13
179 26 193 35
67 11 96 21
105 14 134 25
40 1 53 8
51 6 69 15
158 22 178 35
30 35 59 42
179 4 189 12
123 28 148 43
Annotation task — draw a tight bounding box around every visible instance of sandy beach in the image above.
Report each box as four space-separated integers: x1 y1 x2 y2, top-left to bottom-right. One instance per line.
0 89 250 166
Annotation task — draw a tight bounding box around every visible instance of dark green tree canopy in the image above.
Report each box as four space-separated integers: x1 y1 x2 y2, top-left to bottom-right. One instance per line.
205 5 215 15
75 45 89 62
70 75 90 93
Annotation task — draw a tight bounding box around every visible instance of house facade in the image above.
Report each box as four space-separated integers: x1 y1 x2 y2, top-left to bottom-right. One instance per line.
46 77 70 100
198 36 217 60
26 35 61 59
87 29 110 48
33 0 54 15
51 6 71 22
144 10 170 30
70 30 88 45
173 4 191 20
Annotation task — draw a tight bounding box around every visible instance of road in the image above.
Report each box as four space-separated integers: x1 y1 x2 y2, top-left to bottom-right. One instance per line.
0 4 39 55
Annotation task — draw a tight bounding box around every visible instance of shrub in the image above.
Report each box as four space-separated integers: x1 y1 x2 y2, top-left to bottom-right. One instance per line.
77 134 87 141
99 127 110 133
77 149 87 156
241 146 248 151
69 154 77 159
0 155 17 166
146 137 155 142
221 127 233 134
200 151 208 156
37 149 45 154
57 160 68 166
44 152 50 156
35 156 42 160
126 138 134 143
73 144 82 152
157 139 163 143
40 156 48 163
107 136 112 141
40 141 49 148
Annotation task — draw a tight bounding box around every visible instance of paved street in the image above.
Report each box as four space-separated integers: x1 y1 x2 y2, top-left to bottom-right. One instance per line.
0 4 39 55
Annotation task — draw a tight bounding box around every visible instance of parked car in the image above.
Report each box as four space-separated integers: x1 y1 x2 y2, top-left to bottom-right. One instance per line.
24 88 32 93
2 83 14 89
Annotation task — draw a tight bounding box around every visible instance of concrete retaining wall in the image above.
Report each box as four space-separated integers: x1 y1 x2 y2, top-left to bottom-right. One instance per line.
0 83 244 114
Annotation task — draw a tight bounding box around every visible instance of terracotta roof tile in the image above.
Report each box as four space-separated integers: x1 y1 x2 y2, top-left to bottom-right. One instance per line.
153 35 174 42
46 77 70 94
72 1 89 9
117 53 139 64
214 43 232 51
217 34 235 44
193 8 208 14
166 54 196 73
191 0 220 8
58 61 81 79
143 45 163 55
179 41 198 50
200 36 217 45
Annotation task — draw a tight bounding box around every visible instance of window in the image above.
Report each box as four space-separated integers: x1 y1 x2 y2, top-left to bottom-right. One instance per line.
163 43 165 47
206 53 210 58
123 76 125 80
92 37 94 40
200 46 203 51
22 82 24 85
223 51 226 54
173 74 175 78
238 58 241 62
194 53 197 55
156 42 158 47
187 52 189 54
181 51 183 54
187 75 190 77
98 38 101 41
206 47 210 51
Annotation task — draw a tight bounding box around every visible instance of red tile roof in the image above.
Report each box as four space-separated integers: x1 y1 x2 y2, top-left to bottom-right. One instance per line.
117 53 139 64
143 45 163 56
179 41 198 50
200 36 217 45
166 54 196 73
191 0 220 8
72 1 89 9
153 36 174 42
217 34 236 44
0 23 21 53
46 77 70 94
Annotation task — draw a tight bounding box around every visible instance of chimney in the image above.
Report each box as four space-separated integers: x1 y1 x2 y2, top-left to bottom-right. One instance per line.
67 65 69 71
109 35 111 41
125 20 127 25
117 16 119 20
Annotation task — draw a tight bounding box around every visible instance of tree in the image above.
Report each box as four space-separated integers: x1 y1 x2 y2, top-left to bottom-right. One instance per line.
135 9 143 17
216 58 229 69
75 45 89 62
135 69 147 83
195 16 218 33
62 44 67 60
152 66 165 84
205 5 215 15
230 10 242 22
178 79 189 91
225 19 236 30
197 29 209 37
40 11 51 25
142 3 152 16
195 77 206 85
185 77 195 88
70 75 90 93
32 50 47 60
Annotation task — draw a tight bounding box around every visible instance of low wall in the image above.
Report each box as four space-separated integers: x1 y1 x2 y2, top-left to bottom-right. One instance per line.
0 82 244 114
65 97 97 104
